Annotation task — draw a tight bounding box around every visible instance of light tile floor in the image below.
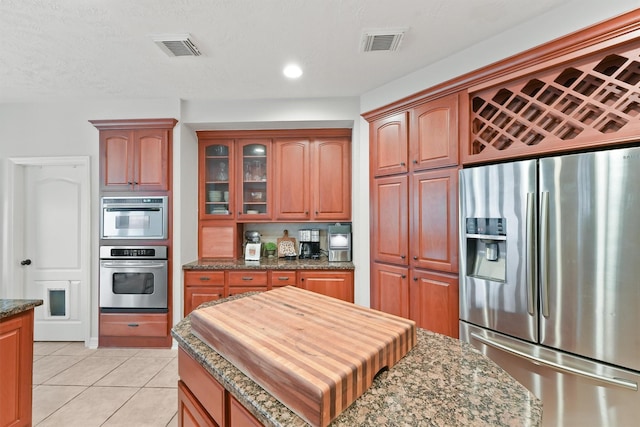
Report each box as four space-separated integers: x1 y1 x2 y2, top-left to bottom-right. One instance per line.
33 342 178 427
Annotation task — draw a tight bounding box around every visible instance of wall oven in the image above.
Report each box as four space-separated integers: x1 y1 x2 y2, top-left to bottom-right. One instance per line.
99 246 168 311
101 196 168 240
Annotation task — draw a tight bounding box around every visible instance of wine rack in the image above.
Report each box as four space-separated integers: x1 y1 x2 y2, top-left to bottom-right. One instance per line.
467 40 640 163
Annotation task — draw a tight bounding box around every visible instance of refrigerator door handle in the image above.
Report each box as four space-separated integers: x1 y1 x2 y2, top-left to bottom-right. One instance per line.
540 191 550 318
470 333 638 391
526 192 536 316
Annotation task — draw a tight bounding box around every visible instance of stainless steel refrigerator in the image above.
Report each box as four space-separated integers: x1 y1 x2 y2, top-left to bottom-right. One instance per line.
459 146 640 426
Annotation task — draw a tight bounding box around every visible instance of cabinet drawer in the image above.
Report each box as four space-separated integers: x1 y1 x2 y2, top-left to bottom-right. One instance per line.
228 271 268 286
100 313 168 337
185 271 225 286
269 271 297 288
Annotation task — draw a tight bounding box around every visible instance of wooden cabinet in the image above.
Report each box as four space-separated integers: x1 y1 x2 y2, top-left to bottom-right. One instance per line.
368 94 460 338
370 263 409 318
184 271 225 316
237 140 272 219
199 221 241 260
0 309 35 427
91 119 176 192
371 175 409 265
268 270 297 288
228 394 262 427
99 312 170 347
409 270 459 338
275 137 351 221
274 138 310 220
228 271 268 296
179 348 261 427
410 94 459 170
200 140 235 219
371 112 409 177
411 168 458 273
299 270 354 303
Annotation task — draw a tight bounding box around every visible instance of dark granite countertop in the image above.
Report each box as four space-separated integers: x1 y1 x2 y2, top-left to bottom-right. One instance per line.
183 257 355 271
0 299 43 320
172 294 542 427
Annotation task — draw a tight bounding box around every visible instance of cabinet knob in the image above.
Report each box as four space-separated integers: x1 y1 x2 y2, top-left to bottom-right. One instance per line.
401 274 406 279
413 159 418 164
400 162 406 166
127 323 139 327
413 277 418 281
315 211 318 215
199 277 211 281
413 256 418 260
400 255 406 259
242 277 253 281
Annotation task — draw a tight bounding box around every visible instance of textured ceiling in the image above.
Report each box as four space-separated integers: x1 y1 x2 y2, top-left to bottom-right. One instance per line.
1 0 571 102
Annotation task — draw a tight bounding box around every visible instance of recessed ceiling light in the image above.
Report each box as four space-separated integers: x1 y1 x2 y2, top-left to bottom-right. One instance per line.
283 64 303 79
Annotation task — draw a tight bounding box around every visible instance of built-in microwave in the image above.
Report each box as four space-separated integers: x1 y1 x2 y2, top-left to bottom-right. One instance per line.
101 196 168 240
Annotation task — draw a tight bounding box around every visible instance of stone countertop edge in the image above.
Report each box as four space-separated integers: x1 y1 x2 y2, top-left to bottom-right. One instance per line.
182 257 355 270
0 299 43 320
171 294 542 427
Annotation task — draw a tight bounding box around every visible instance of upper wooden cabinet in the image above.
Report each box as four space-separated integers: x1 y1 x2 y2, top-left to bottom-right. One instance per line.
371 94 458 177
275 136 351 221
371 112 409 177
91 119 177 192
371 175 409 266
410 93 459 170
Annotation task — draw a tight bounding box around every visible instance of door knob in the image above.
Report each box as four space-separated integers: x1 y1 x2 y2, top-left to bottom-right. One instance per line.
21 259 32 266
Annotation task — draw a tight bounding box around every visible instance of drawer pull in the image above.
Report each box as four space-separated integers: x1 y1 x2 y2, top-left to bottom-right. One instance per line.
277 277 290 281
199 277 211 281
127 323 139 327
242 277 253 281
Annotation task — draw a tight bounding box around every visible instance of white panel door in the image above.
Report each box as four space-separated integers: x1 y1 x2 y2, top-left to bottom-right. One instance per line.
22 163 89 341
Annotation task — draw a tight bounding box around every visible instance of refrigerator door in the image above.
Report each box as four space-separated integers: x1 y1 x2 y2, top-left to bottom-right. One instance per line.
539 146 640 372
459 160 538 342
461 322 640 427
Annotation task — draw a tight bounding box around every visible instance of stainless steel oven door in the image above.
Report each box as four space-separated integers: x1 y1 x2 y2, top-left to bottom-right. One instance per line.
102 207 166 239
99 260 168 309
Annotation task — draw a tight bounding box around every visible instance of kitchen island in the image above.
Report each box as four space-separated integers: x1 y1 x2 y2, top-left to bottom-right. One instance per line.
0 299 42 427
172 293 542 427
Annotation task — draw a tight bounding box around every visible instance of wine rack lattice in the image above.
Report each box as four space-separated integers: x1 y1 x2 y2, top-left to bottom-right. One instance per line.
470 41 640 158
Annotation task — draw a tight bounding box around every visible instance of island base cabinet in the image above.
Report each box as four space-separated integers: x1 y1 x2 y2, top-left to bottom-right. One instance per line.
178 381 219 427
299 270 354 303
0 310 34 427
178 348 261 427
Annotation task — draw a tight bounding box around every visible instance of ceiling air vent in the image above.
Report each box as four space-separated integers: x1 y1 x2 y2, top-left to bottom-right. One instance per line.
361 29 407 52
153 34 201 57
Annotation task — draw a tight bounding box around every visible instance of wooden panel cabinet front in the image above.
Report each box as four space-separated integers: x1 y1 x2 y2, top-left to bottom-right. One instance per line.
99 313 168 337
299 270 354 303
228 395 262 427
274 138 311 220
370 263 409 318
410 93 459 171
268 270 297 288
178 380 219 427
411 167 459 273
179 348 226 427
371 175 409 265
199 221 240 259
0 310 34 427
371 112 409 177
409 270 459 338
312 138 351 220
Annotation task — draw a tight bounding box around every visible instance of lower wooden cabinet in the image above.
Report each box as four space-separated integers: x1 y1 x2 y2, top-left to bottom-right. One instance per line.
370 263 409 318
371 263 459 338
299 270 354 303
99 312 171 347
183 269 355 316
0 309 35 427
178 348 261 427
409 270 459 338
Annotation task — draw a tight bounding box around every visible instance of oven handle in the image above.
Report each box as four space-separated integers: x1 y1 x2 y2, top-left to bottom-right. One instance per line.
100 262 167 268
106 207 161 212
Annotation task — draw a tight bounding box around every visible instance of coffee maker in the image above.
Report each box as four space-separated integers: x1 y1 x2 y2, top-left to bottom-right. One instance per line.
299 229 321 259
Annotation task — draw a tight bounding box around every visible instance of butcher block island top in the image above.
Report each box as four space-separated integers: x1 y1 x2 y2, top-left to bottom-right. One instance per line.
172 292 542 427
191 286 416 427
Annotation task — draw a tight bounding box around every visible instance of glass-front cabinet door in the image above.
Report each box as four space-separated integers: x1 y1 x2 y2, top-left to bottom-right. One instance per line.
201 140 234 218
237 139 271 219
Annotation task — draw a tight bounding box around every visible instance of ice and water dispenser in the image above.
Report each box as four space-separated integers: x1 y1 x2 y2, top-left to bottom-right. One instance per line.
464 218 507 282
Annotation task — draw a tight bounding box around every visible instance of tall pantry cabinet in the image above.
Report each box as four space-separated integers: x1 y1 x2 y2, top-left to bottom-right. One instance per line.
368 92 460 338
